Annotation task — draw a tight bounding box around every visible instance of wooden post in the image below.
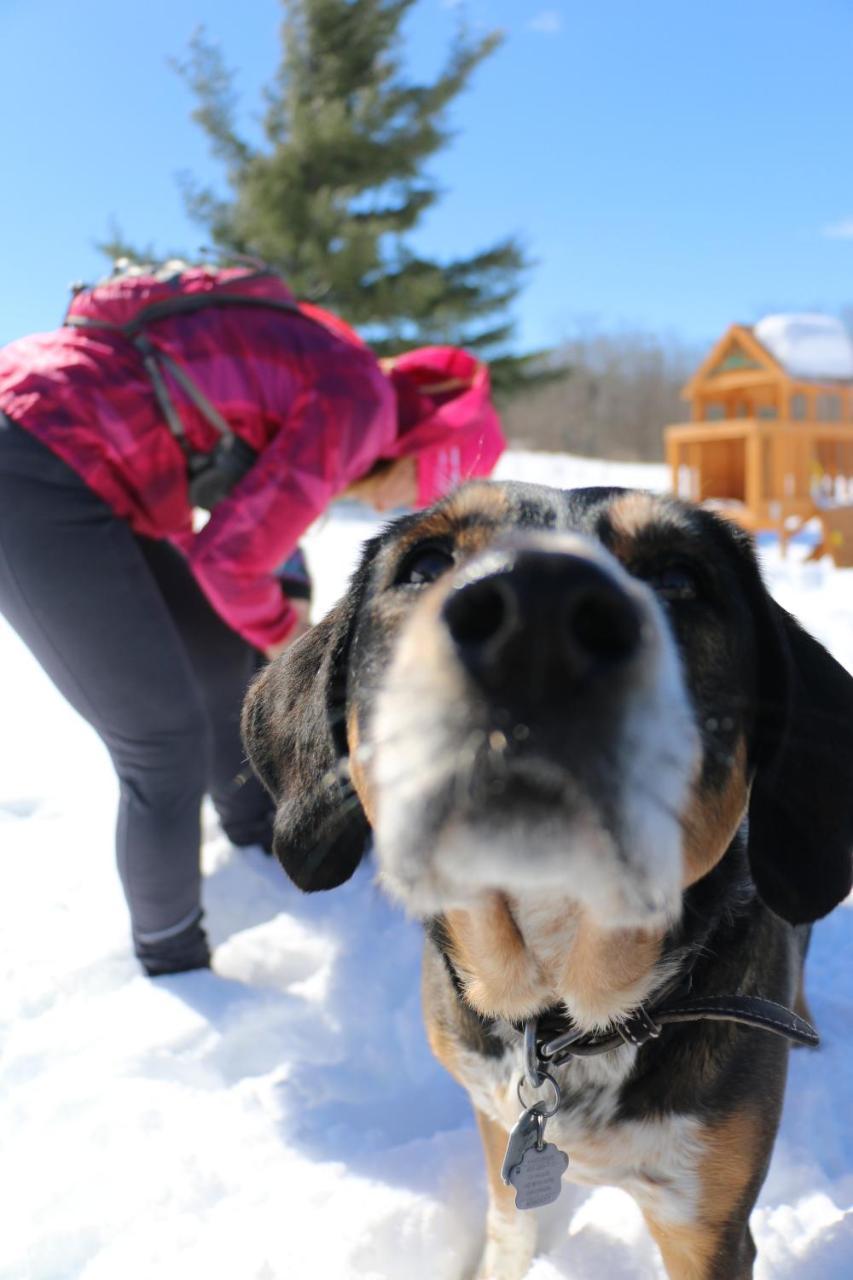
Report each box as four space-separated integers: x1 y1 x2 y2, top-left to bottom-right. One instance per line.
745 424 763 528
665 432 679 496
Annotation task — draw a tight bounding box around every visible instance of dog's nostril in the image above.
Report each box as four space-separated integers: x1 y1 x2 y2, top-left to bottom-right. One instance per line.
442 557 642 691
566 587 641 664
444 577 514 648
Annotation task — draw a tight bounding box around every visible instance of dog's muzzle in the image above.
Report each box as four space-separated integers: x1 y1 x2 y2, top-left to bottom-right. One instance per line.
371 534 700 927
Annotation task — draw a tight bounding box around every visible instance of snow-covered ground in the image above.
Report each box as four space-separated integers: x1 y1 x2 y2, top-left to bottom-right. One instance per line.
2 451 851 1280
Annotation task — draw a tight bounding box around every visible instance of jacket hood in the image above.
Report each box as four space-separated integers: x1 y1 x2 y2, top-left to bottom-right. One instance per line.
382 346 506 504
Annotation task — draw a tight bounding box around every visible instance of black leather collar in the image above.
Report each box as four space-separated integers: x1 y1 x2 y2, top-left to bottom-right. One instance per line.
433 931 819 1064
530 989 818 1068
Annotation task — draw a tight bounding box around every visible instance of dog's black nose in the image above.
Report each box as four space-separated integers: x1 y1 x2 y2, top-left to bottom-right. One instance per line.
442 551 641 694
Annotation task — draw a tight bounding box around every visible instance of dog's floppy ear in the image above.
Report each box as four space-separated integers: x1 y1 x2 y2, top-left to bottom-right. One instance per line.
241 547 378 892
748 596 853 924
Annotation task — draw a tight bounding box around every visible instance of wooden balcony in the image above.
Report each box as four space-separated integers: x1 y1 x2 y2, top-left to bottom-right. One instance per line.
664 417 853 532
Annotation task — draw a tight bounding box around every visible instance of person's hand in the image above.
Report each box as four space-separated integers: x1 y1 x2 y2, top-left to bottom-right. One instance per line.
264 601 311 661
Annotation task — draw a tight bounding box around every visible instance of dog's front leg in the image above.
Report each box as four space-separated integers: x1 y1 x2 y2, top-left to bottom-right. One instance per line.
472 1108 538 1280
642 1212 756 1280
640 1105 770 1279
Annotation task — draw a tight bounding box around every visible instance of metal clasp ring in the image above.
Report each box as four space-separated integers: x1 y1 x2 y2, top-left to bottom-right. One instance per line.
517 1067 561 1118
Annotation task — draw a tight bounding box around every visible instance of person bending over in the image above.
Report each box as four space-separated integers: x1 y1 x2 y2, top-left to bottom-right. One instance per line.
0 262 504 975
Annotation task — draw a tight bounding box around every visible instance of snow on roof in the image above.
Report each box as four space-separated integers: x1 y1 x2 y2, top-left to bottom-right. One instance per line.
753 313 853 382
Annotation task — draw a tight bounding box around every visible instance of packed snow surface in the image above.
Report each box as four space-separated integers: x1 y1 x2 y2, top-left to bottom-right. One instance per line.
754 313 853 382
2 451 851 1279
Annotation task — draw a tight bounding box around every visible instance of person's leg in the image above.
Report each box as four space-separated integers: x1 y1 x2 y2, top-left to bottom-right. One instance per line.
0 420 210 973
135 536 276 849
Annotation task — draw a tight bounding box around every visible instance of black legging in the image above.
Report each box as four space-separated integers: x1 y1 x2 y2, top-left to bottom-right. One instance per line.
0 416 274 948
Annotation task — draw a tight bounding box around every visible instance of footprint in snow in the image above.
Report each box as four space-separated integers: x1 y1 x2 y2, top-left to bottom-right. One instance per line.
0 797 43 820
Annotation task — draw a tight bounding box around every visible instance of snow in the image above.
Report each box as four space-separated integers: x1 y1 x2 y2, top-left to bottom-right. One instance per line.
753 313 853 382
2 450 851 1280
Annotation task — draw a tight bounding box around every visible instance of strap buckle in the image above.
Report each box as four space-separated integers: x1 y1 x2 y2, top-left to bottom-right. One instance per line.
617 1004 662 1048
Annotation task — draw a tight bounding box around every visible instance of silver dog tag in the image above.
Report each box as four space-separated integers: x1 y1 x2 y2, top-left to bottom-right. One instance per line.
507 1141 569 1210
500 1105 544 1186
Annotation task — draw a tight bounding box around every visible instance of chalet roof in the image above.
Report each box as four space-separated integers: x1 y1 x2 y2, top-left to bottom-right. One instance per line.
752 314 853 382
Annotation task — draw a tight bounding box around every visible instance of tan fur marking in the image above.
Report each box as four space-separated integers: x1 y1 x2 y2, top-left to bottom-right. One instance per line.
560 916 665 1028
475 1106 519 1218
392 509 457 554
682 737 748 888
445 480 512 524
422 998 465 1085
608 492 667 561
387 481 511 567
346 710 377 826
441 893 667 1030
643 1215 715 1280
444 894 548 1019
643 1108 763 1279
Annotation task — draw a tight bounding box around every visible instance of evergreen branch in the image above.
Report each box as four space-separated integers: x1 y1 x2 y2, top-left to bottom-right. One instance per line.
172 28 255 177
107 1 542 393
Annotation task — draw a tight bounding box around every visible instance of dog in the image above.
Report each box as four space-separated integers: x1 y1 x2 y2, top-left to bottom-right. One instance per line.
242 482 853 1280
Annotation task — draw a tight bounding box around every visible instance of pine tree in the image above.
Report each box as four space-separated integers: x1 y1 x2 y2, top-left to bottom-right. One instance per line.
166 1 540 393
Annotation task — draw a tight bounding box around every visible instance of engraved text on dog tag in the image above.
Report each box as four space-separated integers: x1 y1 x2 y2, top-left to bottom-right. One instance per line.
508 1142 569 1210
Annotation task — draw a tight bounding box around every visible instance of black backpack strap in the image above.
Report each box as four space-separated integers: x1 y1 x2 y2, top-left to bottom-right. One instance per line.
63 276 330 463
128 335 192 449
139 340 233 442
122 286 302 334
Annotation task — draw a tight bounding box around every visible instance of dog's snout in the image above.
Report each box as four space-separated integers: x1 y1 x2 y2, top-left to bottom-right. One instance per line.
442 551 642 693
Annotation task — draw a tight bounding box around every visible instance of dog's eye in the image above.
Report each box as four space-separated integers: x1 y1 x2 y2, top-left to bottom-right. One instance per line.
396 544 455 586
651 564 700 602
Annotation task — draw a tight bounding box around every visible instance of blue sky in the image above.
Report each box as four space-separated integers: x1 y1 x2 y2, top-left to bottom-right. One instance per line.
3 0 853 355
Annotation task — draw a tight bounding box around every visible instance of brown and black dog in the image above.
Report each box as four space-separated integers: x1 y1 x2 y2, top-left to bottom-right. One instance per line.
243 482 853 1280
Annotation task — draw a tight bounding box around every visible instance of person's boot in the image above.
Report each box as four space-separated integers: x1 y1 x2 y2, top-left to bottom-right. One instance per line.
134 912 211 977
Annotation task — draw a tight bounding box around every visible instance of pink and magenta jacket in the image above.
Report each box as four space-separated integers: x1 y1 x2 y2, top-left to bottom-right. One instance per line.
0 267 504 648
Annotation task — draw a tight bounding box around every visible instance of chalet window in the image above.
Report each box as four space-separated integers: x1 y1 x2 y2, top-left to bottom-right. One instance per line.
791 393 807 420
711 350 761 374
705 403 725 421
816 393 841 421
757 406 778 419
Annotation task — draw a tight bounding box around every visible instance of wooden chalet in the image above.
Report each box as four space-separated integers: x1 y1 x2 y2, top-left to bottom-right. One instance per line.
665 316 853 554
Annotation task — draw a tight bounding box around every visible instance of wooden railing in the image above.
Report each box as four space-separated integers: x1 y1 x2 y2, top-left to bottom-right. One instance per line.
664 418 853 530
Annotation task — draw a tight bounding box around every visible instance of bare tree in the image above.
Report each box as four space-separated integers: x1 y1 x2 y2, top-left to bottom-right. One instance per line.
502 326 699 461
